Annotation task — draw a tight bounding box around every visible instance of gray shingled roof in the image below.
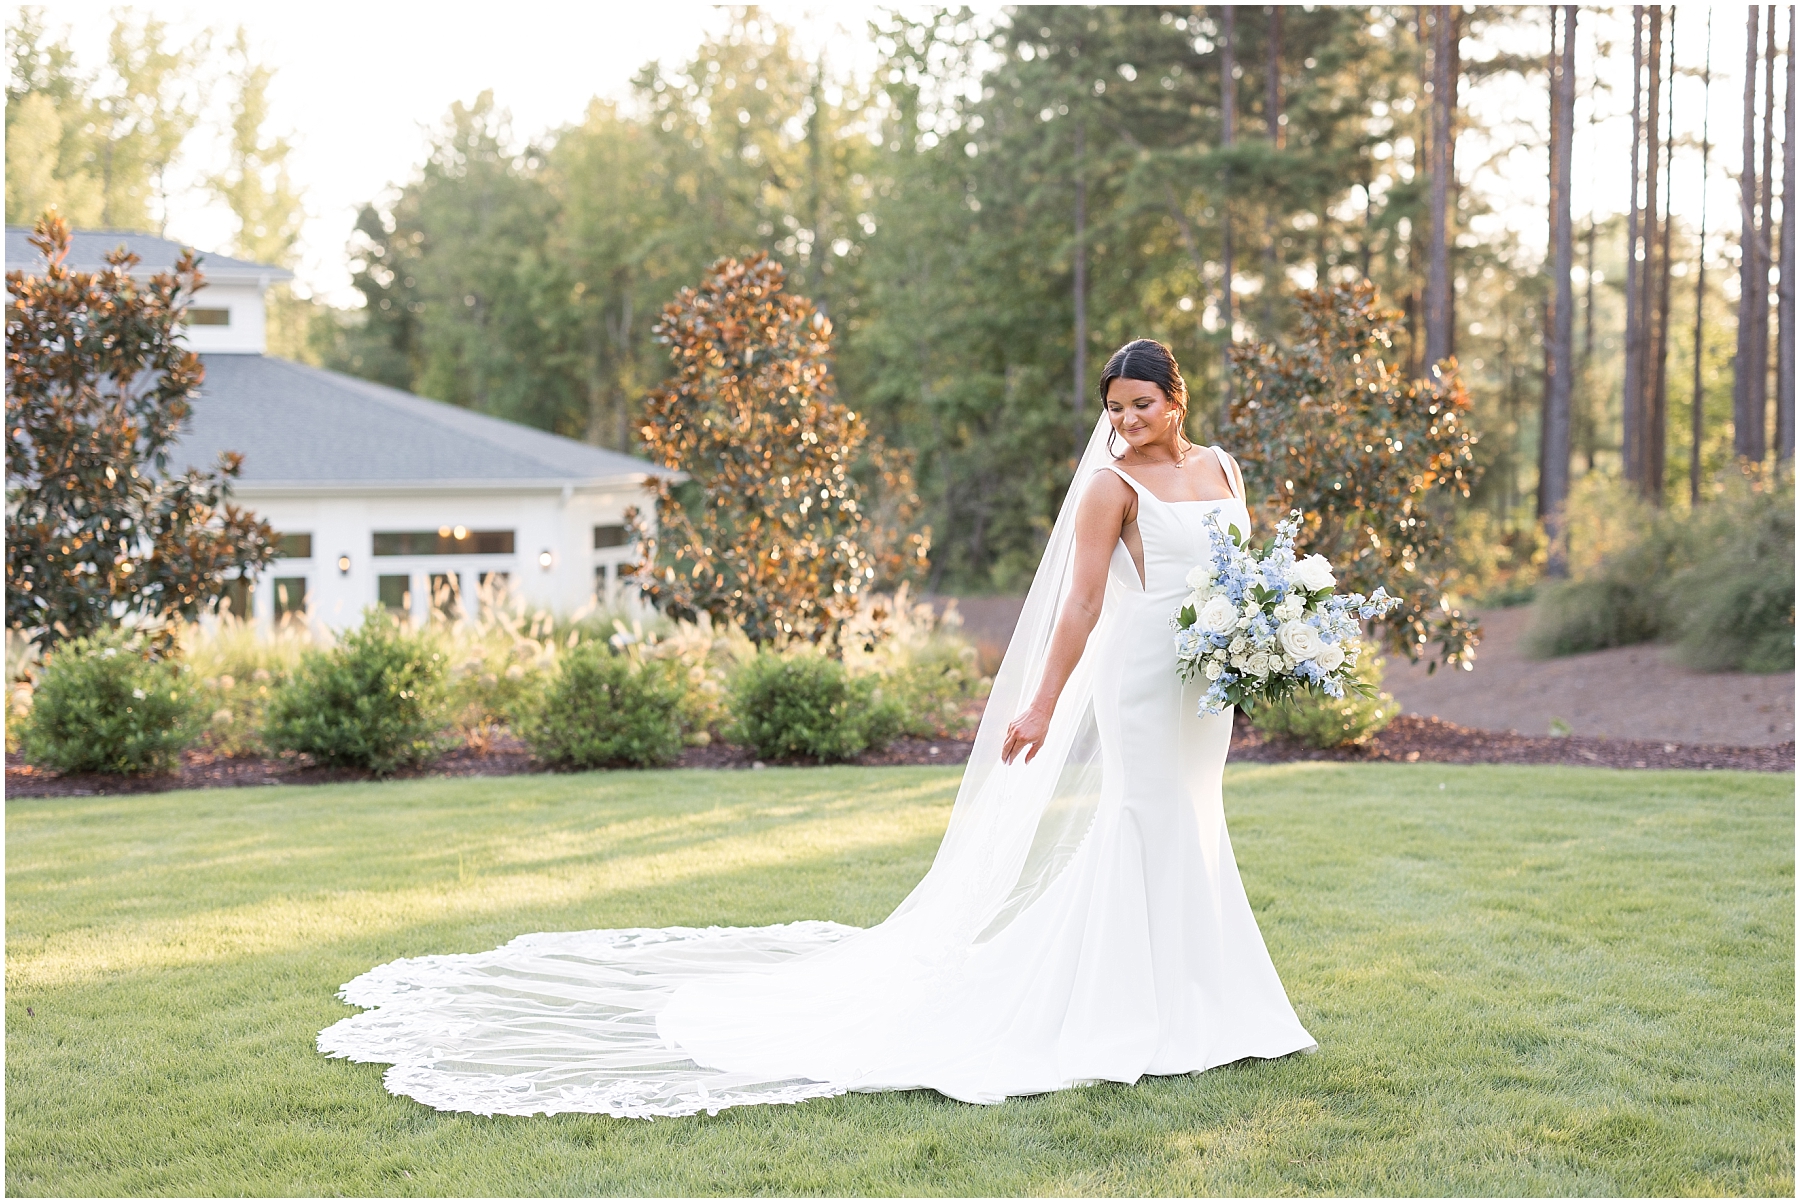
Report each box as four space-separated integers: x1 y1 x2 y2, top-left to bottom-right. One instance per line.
4 226 293 285
176 354 673 490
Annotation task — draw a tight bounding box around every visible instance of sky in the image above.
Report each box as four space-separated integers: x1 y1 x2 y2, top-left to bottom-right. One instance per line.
24 3 1778 307
34 0 923 302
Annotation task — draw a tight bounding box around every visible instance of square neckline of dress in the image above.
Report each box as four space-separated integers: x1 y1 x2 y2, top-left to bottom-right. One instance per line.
1104 449 1241 507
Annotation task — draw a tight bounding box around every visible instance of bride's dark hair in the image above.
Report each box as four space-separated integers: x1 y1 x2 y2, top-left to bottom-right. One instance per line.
1098 339 1188 415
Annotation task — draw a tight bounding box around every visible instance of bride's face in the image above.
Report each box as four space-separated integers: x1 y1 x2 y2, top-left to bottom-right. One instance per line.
1104 378 1181 453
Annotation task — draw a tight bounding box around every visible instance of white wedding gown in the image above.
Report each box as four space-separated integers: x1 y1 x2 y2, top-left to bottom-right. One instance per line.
319 435 1316 1118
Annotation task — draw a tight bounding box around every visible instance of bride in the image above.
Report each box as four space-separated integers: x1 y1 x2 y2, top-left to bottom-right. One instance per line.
319 338 1317 1118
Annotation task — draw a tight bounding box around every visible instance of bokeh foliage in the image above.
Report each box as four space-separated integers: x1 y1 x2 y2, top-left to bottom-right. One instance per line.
627 254 926 645
5 214 275 648
1226 281 1482 669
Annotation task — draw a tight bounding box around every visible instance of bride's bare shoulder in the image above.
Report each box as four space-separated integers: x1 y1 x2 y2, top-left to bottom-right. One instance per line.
1078 465 1135 525
1082 465 1133 503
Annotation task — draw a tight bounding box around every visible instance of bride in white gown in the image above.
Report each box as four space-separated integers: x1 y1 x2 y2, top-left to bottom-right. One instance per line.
319 338 1316 1118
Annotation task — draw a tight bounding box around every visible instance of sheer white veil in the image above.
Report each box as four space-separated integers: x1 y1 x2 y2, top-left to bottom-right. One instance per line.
318 413 1142 1119
882 412 1121 946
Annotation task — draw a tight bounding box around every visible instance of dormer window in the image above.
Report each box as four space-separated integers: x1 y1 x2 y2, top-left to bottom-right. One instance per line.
187 307 231 326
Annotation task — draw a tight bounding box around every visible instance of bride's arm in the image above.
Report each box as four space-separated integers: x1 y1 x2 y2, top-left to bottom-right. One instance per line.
1000 475 1132 764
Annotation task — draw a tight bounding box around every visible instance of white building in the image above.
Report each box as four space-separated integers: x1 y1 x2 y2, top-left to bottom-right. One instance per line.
6 228 672 629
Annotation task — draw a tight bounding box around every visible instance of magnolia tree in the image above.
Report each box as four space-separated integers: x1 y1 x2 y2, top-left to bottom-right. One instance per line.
6 214 275 648
627 254 927 645
1223 281 1483 671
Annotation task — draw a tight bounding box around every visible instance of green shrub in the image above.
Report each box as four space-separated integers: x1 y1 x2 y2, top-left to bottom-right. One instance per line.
17 630 201 774
727 652 903 763
1666 486 1795 672
1526 578 1665 658
883 642 986 738
263 611 449 773
444 649 547 748
519 643 687 769
1250 654 1397 749
1527 473 1793 671
183 616 309 757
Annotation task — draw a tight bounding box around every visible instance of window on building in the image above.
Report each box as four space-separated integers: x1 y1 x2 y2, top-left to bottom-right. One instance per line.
372 529 515 556
186 308 230 326
273 577 307 621
378 574 412 613
593 524 629 549
429 572 462 620
276 532 313 559
219 577 253 620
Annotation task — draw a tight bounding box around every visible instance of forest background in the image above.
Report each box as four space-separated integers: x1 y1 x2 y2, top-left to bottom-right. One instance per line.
6 4 1791 595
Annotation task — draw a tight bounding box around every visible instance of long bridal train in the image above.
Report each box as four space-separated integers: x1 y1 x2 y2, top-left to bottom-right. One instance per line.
318 419 1316 1119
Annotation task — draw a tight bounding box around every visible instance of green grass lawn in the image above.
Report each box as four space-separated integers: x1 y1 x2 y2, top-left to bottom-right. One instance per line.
6 762 1792 1196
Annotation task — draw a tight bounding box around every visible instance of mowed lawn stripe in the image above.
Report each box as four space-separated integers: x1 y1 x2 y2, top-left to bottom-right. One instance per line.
6 763 1791 1196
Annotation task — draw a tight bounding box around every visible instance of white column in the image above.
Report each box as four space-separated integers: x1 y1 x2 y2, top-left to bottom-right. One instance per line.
253 567 276 634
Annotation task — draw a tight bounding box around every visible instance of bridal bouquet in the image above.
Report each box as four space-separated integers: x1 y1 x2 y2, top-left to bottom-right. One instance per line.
1173 510 1402 715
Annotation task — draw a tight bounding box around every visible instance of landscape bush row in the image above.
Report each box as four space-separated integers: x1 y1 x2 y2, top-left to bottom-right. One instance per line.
10 586 990 776
8 583 1406 776
1526 473 1795 672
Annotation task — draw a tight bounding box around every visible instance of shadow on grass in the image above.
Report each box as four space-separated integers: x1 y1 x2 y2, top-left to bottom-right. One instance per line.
6 763 1793 1196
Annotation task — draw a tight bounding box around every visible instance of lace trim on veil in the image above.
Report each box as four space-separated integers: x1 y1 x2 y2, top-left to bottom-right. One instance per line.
320 416 1135 1118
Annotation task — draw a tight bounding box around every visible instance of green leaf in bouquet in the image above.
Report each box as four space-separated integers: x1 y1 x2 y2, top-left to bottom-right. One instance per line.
1227 524 1245 547
1178 604 1196 627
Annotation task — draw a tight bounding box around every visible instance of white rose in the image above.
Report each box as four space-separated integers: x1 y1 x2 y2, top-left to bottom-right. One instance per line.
1185 564 1212 589
1229 635 1249 656
1316 642 1346 672
1196 594 1237 635
1278 619 1326 662
1204 659 1224 681
1274 594 1304 621
1246 651 1272 677
1291 554 1336 593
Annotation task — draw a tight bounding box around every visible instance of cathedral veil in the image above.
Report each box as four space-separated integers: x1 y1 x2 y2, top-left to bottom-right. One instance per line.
886 412 1120 942
318 414 1135 1119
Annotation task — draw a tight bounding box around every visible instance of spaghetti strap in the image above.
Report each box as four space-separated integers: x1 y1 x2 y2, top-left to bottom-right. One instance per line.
1211 446 1244 501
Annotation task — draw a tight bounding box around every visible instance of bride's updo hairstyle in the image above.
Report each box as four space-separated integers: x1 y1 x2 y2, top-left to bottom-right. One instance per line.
1098 338 1188 417
1099 339 1188 458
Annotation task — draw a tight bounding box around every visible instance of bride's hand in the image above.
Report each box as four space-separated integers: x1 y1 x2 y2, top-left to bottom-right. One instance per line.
1002 702 1052 765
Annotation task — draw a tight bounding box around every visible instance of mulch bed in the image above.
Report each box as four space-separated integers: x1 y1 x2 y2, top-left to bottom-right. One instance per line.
6 716 1789 799
1228 712 1795 774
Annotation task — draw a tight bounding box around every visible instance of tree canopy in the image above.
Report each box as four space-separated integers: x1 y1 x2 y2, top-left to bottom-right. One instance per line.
628 254 924 645
5 215 276 647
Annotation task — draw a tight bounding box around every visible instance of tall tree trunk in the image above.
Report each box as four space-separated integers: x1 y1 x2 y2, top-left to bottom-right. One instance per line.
1648 7 1675 504
805 63 830 314
1693 11 1715 507
1261 5 1283 335
1424 5 1456 369
1759 7 1778 454
1736 6 1767 461
1780 8 1797 463
1624 7 1647 486
1581 213 1598 471
1073 120 1088 453
1543 6 1577 573
1220 4 1237 417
